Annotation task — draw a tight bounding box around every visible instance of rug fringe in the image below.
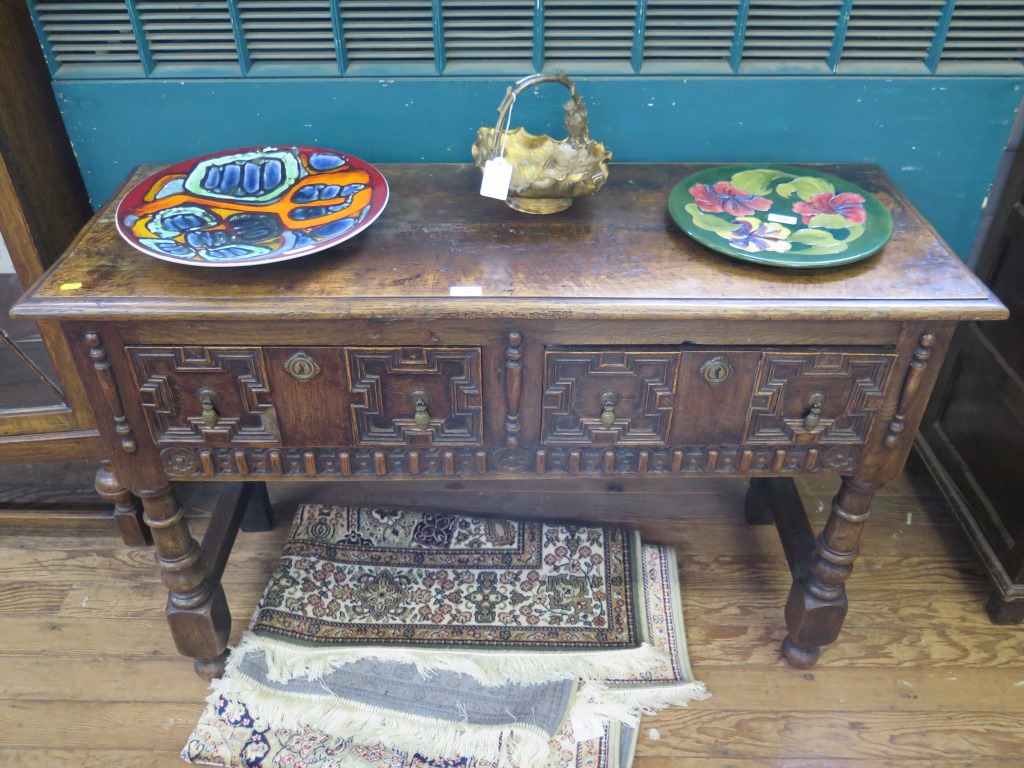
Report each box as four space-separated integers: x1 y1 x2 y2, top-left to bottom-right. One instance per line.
234 632 671 689
210 675 553 768
576 678 712 723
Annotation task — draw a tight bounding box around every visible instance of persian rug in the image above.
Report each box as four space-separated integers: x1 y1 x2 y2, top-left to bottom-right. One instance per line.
244 505 670 686
210 654 580 767
182 691 637 768
182 507 709 768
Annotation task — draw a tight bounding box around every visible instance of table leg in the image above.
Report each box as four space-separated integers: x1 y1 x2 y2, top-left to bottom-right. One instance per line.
137 485 230 679
782 476 878 668
94 460 148 546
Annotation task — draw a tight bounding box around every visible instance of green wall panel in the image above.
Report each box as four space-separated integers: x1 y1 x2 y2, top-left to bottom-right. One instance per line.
54 76 1022 259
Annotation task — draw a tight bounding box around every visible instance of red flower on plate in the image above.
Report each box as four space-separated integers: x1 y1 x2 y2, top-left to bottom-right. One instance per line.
792 192 867 225
690 181 772 217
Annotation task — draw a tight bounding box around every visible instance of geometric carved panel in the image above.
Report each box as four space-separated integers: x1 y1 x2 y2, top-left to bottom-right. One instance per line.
745 351 896 445
542 349 680 445
126 346 279 445
346 347 483 446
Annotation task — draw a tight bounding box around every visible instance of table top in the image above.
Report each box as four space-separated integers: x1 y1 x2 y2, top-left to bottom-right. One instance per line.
13 163 1007 322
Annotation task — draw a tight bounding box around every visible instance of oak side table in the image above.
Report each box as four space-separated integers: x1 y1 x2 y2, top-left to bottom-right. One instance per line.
13 163 1006 677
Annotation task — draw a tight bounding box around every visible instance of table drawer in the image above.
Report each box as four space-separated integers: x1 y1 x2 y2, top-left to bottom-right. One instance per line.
127 346 280 446
345 346 483 446
541 346 896 448
541 349 680 445
743 350 896 446
126 344 483 449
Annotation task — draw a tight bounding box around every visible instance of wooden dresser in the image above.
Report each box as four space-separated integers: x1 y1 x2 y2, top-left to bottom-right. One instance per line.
12 163 1006 677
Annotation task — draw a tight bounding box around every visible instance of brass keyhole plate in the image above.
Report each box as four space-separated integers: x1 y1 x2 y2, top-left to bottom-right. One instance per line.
700 355 734 386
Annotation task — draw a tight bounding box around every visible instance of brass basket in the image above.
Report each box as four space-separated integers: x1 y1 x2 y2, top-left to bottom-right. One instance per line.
471 72 611 214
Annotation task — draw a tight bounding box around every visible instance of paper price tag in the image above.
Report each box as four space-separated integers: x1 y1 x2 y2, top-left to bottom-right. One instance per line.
570 711 606 744
480 157 513 200
767 212 799 225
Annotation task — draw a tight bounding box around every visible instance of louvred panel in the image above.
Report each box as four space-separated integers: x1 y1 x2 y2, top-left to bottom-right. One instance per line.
642 0 740 63
742 1 842 63
544 0 636 63
33 1 141 69
239 0 337 65
341 0 435 62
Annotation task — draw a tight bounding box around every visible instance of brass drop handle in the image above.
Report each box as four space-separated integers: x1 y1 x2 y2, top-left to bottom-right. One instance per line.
804 392 827 432
599 390 620 427
197 387 220 429
412 389 431 427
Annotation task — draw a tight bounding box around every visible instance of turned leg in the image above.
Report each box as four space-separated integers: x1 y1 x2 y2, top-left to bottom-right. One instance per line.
138 485 230 679
782 476 878 668
94 459 149 546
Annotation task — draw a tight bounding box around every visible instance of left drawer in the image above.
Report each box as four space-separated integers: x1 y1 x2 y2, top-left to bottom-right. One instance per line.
127 346 282 446
125 345 485 450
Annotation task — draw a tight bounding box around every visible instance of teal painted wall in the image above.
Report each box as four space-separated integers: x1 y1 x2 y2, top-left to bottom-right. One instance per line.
54 76 1022 258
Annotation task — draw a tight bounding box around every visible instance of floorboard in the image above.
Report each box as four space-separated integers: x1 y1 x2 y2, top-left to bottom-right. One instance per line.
0 458 1021 767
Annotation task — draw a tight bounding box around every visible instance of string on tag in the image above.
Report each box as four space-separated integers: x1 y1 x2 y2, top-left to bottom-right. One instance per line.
495 91 516 160
480 90 517 201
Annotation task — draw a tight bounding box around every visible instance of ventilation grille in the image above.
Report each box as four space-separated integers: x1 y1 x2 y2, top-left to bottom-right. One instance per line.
942 0 1024 69
443 0 534 66
544 0 636 66
841 1 945 66
238 0 337 67
340 0 435 65
741 1 842 66
32 1 141 71
642 0 740 67
30 0 1024 78
137 1 239 69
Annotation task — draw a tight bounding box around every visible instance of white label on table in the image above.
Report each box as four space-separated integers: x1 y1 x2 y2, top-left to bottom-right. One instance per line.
449 285 483 297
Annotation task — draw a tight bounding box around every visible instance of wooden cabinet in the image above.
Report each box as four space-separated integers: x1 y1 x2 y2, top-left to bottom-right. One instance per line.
0 0 101 464
13 163 1005 677
920 141 1024 623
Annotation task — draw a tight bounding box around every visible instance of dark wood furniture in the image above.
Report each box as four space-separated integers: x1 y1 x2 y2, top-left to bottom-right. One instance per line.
13 163 1005 677
0 0 98 455
919 141 1024 623
0 1 139 538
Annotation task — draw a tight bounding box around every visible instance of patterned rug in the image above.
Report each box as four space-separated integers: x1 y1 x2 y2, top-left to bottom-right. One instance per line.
245 506 668 685
183 692 637 768
181 507 709 768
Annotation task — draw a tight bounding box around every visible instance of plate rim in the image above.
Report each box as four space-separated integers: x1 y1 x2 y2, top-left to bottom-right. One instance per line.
114 145 389 268
668 163 894 269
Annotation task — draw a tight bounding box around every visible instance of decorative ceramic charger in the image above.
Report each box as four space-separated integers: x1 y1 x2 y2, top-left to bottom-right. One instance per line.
668 164 893 268
116 146 388 267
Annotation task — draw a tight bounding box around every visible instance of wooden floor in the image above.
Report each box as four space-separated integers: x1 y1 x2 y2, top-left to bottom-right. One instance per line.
1 453 1022 767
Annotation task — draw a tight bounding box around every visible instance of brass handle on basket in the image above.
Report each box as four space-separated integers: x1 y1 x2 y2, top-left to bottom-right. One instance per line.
599 390 620 427
488 71 590 159
197 387 221 429
412 390 431 427
804 392 827 432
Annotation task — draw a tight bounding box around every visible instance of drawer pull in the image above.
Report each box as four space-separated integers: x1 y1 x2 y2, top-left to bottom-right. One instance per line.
804 392 826 432
599 390 620 427
411 389 431 427
197 387 221 429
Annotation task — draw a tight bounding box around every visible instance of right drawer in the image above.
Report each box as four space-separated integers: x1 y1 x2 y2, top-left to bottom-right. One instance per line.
540 347 897 448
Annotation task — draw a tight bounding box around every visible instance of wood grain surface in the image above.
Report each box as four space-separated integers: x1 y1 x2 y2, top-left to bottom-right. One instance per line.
13 164 1006 322
1 455 1022 767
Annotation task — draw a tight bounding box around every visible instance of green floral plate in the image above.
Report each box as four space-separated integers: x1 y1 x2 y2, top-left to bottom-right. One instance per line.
668 164 894 268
